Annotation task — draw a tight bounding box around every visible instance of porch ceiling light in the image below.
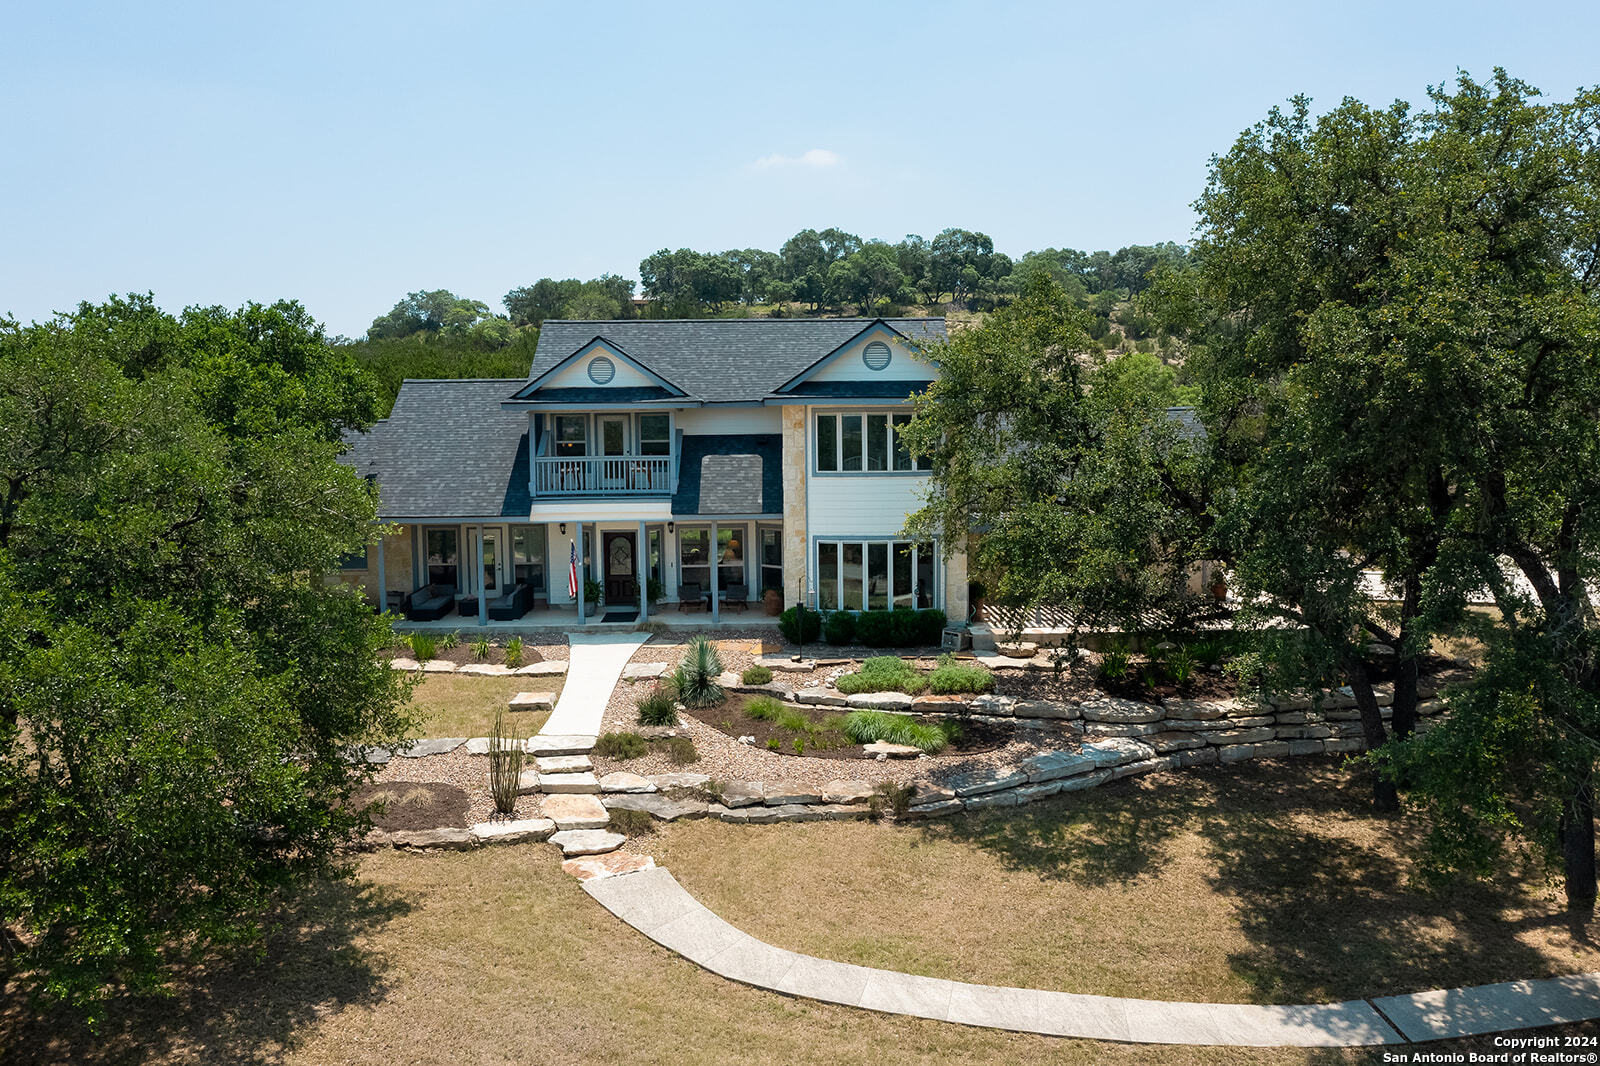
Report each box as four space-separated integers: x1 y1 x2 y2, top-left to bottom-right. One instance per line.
560 522 567 535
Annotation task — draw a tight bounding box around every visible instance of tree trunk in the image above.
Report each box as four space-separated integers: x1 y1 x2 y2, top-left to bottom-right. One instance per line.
1390 647 1420 741
1342 654 1398 811
1561 764 1597 912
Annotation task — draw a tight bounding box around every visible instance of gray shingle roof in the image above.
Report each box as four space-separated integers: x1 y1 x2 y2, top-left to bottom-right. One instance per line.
671 434 782 516
527 318 947 403
339 379 531 519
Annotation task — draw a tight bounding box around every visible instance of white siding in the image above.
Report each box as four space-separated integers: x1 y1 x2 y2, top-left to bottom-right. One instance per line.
540 344 658 390
674 406 781 434
803 329 937 385
807 474 930 536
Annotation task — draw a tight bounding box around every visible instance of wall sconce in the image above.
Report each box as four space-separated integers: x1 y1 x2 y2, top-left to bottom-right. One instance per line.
667 522 674 534
559 522 567 535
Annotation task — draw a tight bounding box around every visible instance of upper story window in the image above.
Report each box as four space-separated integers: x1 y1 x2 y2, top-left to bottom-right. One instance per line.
639 413 671 456
814 411 931 474
555 415 587 456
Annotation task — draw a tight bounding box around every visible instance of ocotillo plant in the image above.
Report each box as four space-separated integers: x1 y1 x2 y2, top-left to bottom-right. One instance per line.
487 710 524 816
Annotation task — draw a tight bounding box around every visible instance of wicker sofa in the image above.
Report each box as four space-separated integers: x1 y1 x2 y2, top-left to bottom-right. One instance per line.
403 582 456 621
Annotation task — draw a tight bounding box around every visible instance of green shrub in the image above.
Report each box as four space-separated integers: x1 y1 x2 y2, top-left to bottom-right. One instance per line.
595 731 648 760
1167 646 1196 688
778 604 821 644
1099 640 1131 682
741 664 773 685
854 610 896 647
913 609 948 644
835 656 928 695
609 808 654 835
486 711 524 816
469 636 492 661
1189 638 1228 667
665 735 698 765
747 696 818 735
636 682 678 727
792 737 805 755
674 637 724 709
823 610 856 645
927 656 995 694
504 636 524 669
407 632 437 662
440 630 461 651
841 710 956 754
766 738 781 751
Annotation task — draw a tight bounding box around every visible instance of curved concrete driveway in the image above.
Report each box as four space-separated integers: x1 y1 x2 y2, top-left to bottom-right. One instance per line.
584 867 1600 1047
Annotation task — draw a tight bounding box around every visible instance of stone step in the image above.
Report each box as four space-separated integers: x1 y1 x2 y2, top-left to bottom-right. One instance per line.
514 660 568 676
562 852 655 881
536 754 593 774
599 772 657 794
550 829 625 857
469 818 555 845
621 662 669 680
421 660 457 673
509 691 557 712
458 663 513 676
540 771 599 794
541 793 610 830
528 734 596 756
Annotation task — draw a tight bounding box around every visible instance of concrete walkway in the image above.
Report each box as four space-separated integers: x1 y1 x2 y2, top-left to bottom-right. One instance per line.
584 867 1600 1047
539 631 650 738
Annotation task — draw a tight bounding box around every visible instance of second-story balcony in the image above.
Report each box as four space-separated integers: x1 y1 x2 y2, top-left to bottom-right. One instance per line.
532 454 676 497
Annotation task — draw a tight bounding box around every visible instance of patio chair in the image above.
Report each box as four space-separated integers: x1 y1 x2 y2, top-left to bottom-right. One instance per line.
719 583 749 612
402 582 456 621
677 582 706 612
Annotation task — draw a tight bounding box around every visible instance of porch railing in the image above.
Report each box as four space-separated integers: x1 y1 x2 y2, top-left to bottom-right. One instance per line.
532 454 673 496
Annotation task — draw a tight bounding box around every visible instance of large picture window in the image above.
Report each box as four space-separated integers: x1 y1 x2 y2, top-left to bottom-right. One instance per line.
511 525 546 591
814 539 937 611
814 411 932 473
425 528 459 589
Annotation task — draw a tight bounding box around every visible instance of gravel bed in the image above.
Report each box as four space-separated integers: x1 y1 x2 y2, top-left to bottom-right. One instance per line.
370 748 543 825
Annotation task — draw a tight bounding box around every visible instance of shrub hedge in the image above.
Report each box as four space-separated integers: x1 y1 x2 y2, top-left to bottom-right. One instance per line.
778 605 822 643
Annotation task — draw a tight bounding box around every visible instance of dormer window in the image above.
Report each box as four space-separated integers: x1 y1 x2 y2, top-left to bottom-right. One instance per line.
587 355 616 384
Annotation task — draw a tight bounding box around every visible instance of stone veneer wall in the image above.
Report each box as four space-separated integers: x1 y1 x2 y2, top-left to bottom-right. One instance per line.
780 406 809 607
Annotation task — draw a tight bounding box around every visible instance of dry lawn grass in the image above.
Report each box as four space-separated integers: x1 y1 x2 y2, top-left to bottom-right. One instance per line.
6 759 1599 1066
655 758 1599 1005
406 673 558 737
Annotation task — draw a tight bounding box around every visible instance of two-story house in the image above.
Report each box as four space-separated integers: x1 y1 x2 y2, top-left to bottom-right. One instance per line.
338 317 967 627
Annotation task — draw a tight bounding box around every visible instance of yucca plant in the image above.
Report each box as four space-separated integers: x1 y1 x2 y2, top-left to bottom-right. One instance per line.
504 636 525 669
486 710 524 816
674 636 725 709
408 632 438 663
469 636 493 661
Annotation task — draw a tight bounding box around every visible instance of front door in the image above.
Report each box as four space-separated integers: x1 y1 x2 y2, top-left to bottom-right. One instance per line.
603 531 637 604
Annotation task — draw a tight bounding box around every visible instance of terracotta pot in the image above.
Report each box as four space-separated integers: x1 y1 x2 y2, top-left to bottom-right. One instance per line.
762 588 782 616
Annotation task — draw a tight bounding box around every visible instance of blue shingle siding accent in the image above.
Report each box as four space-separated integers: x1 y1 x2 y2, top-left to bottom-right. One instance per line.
671 434 782 516
528 319 946 404
516 386 677 405
783 380 936 399
337 379 531 519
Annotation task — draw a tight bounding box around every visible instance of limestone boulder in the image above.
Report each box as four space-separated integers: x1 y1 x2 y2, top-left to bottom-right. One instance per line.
389 827 473 850
549 829 625 857
599 772 656 794
562 852 656 881
470 818 555 845
718 780 765 808
1078 698 1163 724
540 771 599 795
845 691 914 712
820 779 874 804
536 754 592 774
796 687 847 707
541 793 609 830
1012 700 1079 720
602 794 709 822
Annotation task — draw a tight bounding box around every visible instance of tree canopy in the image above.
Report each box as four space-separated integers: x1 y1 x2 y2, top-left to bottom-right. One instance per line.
0 295 415 1018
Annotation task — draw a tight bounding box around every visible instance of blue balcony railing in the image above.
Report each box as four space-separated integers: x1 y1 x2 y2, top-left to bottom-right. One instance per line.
532 454 673 497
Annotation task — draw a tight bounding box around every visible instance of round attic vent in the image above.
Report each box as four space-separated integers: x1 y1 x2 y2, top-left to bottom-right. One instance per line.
862 340 892 371
587 355 616 384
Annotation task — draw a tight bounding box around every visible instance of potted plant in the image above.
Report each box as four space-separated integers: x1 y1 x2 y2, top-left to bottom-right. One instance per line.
583 577 604 617
761 585 782 615
647 577 664 606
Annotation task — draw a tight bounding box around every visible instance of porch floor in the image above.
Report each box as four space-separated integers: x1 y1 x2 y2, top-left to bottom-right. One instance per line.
391 605 781 632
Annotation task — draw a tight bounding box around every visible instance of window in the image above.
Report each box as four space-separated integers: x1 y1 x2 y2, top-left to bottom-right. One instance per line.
639 414 671 456
339 547 370 571
814 410 931 473
817 542 838 610
511 525 546 591
599 415 627 456
648 527 663 584
840 415 863 471
814 539 938 611
679 528 710 592
555 415 587 457
717 525 745 590
425 528 459 589
815 414 837 472
760 527 783 595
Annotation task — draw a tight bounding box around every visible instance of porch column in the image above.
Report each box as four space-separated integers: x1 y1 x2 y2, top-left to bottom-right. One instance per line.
575 522 585 623
710 520 720 623
475 524 487 627
376 534 387 612
636 520 648 623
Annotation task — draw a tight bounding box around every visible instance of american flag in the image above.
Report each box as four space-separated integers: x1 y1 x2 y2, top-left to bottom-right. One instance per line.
568 539 579 599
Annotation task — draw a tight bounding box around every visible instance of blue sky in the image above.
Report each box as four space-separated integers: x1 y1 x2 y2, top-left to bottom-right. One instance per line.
4 0 1598 338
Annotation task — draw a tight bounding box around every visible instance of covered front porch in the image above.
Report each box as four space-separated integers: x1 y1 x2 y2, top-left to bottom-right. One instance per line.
340 509 788 628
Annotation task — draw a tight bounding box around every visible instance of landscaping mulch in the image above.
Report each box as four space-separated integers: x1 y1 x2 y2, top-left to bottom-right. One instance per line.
699 694 1012 762
351 780 470 831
